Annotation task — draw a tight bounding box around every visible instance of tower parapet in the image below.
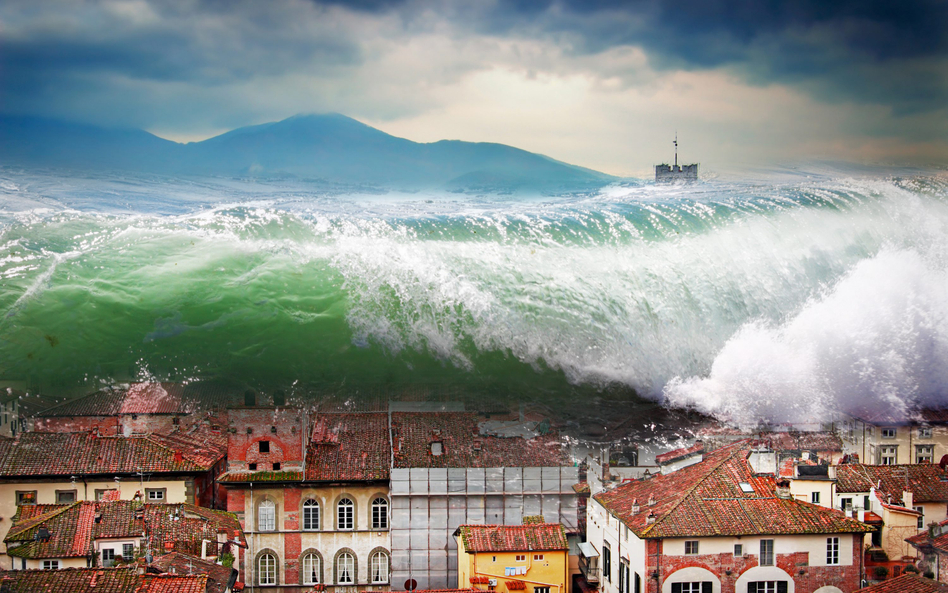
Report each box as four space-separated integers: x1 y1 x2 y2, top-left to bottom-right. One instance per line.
655 135 698 182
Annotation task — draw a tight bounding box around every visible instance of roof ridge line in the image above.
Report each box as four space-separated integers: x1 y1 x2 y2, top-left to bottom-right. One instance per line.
642 441 747 537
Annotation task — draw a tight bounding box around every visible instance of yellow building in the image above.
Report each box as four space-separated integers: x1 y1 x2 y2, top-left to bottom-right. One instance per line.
455 520 569 593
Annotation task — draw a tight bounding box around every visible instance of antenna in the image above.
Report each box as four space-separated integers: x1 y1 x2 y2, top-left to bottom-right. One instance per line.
674 133 678 168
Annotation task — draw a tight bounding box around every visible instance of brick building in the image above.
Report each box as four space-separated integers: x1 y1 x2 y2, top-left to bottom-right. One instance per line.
587 441 873 593
220 409 392 592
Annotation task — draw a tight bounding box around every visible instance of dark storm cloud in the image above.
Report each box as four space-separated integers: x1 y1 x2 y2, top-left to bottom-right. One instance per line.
0 0 944 131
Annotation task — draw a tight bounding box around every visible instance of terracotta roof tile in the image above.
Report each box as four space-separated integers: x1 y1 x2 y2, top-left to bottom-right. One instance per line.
455 524 569 553
140 574 208 593
836 464 948 503
856 573 948 592
594 441 873 539
5 500 245 559
0 432 220 477
655 443 703 465
0 567 141 593
150 551 236 593
306 413 390 482
392 412 567 469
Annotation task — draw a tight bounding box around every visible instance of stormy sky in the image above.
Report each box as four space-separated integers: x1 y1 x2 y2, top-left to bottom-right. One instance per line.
1 0 946 174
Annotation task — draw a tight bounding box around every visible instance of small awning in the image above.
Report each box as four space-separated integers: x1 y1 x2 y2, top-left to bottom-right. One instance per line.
578 542 599 558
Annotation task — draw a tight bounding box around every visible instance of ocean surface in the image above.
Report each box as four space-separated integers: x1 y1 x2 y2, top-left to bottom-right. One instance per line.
1 165 947 427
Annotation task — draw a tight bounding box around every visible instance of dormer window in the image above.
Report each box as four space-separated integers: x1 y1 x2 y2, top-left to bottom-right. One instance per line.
431 441 443 456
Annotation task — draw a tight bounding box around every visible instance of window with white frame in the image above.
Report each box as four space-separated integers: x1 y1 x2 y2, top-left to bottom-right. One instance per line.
337 497 354 530
919 427 933 439
747 582 788 593
371 551 389 583
759 539 774 566
258 500 276 532
337 552 355 584
41 560 60 570
516 554 526 562
372 497 388 529
536 588 551 593
826 537 839 565
916 506 925 529
841 497 853 512
258 553 277 585
123 543 134 561
811 492 820 504
734 544 743 556
302 553 320 585
882 428 896 439
602 544 611 582
145 488 166 502
880 445 898 464
618 561 629 593
917 445 934 464
670 583 711 593
303 499 320 531
684 540 699 555
534 554 544 561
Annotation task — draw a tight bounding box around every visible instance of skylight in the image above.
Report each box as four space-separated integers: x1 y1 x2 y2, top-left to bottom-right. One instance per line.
739 482 754 494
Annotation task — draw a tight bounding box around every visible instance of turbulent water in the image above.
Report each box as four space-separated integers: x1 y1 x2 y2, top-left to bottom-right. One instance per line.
1 166 947 426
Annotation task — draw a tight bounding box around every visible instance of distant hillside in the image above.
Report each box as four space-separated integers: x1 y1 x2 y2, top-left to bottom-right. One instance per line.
0 113 613 191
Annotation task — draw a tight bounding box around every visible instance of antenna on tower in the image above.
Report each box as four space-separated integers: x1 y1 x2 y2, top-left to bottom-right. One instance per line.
674 133 678 168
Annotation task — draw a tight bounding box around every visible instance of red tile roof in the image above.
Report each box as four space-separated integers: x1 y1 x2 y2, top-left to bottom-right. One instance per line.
655 443 703 465
0 567 142 593
761 431 843 453
218 470 304 483
0 432 222 477
305 413 391 482
139 574 208 593
455 524 569 553
5 500 244 560
594 441 874 539
856 573 948 592
835 464 948 503
391 412 567 469
150 552 235 593
907 520 948 554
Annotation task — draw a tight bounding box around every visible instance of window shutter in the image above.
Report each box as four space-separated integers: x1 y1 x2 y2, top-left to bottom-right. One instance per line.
702 582 712 593
671 584 682 593
634 574 641 593
777 583 788 593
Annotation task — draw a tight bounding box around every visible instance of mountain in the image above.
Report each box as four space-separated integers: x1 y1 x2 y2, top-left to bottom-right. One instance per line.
0 113 614 191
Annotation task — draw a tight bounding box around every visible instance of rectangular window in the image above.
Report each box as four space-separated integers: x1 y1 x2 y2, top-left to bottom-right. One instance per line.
259 440 270 453
734 544 743 557
864 495 871 510
273 462 281 470
634 573 641 593
145 488 166 502
747 582 788 593
42 560 60 570
123 543 134 561
882 428 896 439
535 588 551 593
917 445 934 464
826 537 839 565
248 463 257 470
880 446 898 465
760 539 774 566
603 545 612 582
15 491 36 506
56 490 77 504
684 540 699 555
811 492 820 504
619 562 629 593
534 554 544 561
670 584 712 593
102 548 116 567
516 554 526 562
919 427 933 439
916 506 925 529
841 498 853 512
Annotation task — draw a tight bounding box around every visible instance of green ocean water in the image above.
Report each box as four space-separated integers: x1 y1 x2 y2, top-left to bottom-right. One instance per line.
2 168 947 424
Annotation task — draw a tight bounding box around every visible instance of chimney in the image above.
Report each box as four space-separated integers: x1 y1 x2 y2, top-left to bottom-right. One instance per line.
646 511 656 525
903 491 914 509
858 509 865 522
647 494 655 506
631 498 640 515
775 479 792 500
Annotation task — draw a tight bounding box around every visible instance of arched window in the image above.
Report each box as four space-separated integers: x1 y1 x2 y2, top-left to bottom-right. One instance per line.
302 553 321 585
371 551 389 584
303 499 320 531
337 552 355 584
258 500 276 532
371 497 388 530
337 497 354 530
258 552 277 585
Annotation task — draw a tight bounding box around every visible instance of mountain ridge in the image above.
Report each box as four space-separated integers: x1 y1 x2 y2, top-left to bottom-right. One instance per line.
0 113 613 192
